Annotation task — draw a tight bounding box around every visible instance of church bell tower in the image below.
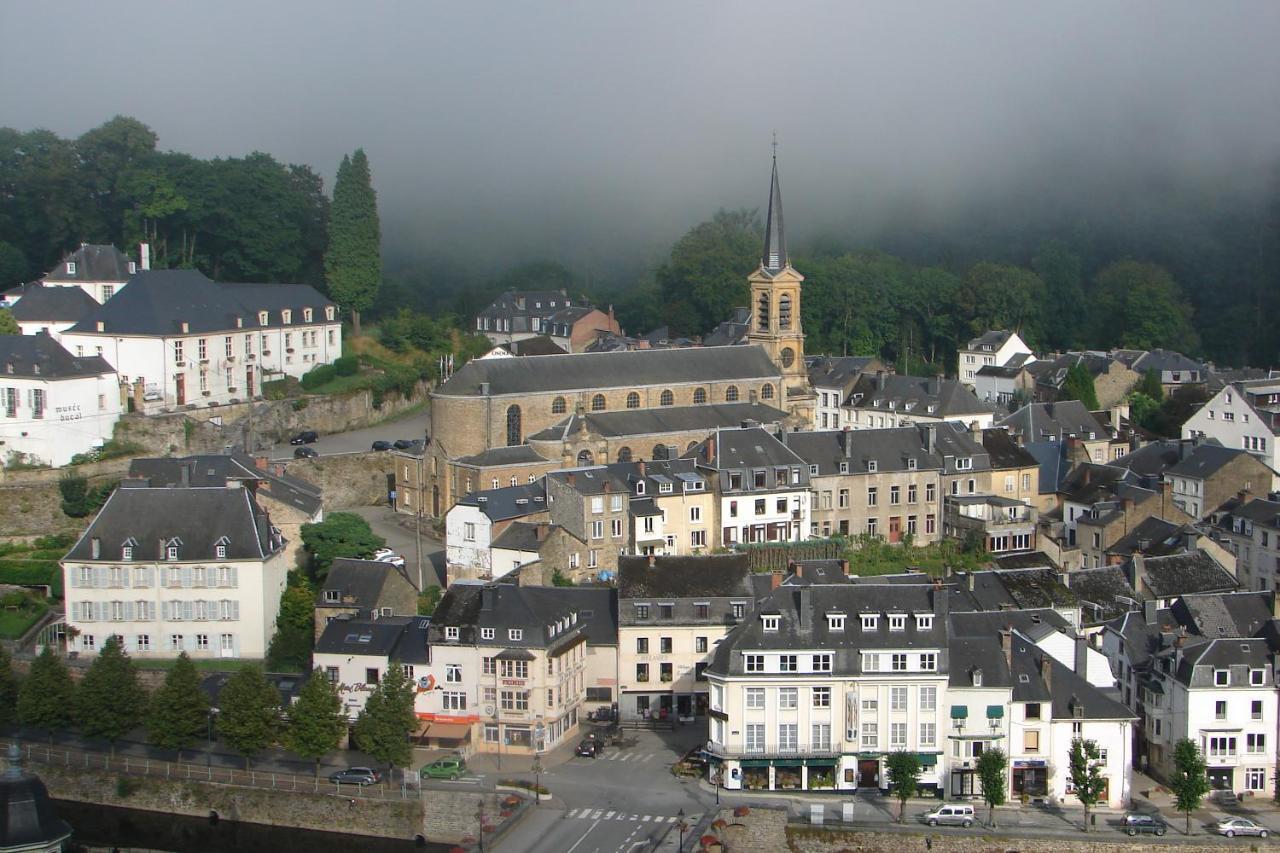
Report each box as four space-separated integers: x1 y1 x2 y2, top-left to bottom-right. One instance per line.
747 150 807 383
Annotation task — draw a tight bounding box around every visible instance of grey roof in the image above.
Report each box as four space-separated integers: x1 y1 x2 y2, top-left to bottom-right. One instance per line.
1167 443 1256 479
0 754 72 848
0 334 114 379
847 373 992 417
7 283 99 322
1067 566 1140 625
976 363 1024 379
1171 591 1273 640
785 427 942 476
1024 441 1071 493
962 568 1078 612
999 400 1109 443
504 336 567 357
477 290 579 323
1171 638 1273 687
1130 349 1204 376
1109 438 1217 483
965 330 1015 350
703 307 752 347
981 428 1038 470
1027 351 1118 391
490 522 546 553
126 453 323 517
455 481 548 522
1135 550 1237 599
1105 516 1185 557
807 355 880 391
66 269 334 336
428 581 595 651
1228 498 1280 529
436 345 781 397
687 426 808 474
318 558 418 610
618 554 754 599
760 154 787 273
528 402 789 442
65 486 282 562
315 615 430 664
44 244 134 282
454 445 548 468
992 551 1059 570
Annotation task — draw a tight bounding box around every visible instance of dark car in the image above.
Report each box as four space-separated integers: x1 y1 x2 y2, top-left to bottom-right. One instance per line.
289 430 318 445
371 440 393 451
293 446 318 459
329 766 380 786
392 439 417 450
575 738 602 758
1122 814 1167 836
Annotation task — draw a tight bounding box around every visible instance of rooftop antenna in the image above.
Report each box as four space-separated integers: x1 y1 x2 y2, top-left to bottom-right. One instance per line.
771 131 778 159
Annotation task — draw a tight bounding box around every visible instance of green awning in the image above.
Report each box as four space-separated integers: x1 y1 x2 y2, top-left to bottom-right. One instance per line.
950 705 969 719
917 753 939 767
986 705 1004 719
804 759 838 767
739 759 772 768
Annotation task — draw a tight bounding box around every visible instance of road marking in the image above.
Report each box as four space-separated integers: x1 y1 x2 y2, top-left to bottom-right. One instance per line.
590 810 603 820
566 808 581 818
605 811 615 820
564 819 601 853
641 815 651 822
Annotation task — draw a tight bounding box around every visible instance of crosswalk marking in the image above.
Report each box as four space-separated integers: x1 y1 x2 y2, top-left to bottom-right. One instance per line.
605 811 616 820
565 810 688 824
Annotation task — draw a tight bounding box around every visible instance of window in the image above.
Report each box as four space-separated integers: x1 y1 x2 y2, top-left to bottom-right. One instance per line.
445 664 463 683
888 614 905 632
635 663 649 682
920 653 937 671
500 690 529 712
1025 702 1041 720
778 723 798 752
626 392 640 409
813 687 831 708
861 722 878 749
921 686 937 711
745 654 764 673
660 389 674 406
1248 768 1267 791
891 653 907 671
745 688 765 710
1251 668 1266 686
812 723 832 751
813 653 832 672
591 393 606 411
636 637 649 654
1024 730 1040 753
1215 669 1229 686
505 404 522 446
779 654 797 672
443 692 467 711
731 602 746 620
509 628 523 641
890 722 907 748
890 686 907 711
920 722 936 748
590 520 603 539
1248 733 1266 753
1216 700 1227 720
861 614 878 631
659 637 672 654
827 613 846 631
195 634 208 651
745 724 765 753
1208 736 1237 758
695 636 708 653
444 626 460 641
779 688 798 710
867 487 878 507
916 614 933 631
500 660 528 679
1253 700 1263 720
762 615 780 632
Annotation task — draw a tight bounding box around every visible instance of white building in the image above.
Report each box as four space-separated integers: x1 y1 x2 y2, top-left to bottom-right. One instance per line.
59 269 341 411
1183 380 1280 472
61 486 289 659
958 331 1034 387
0 335 121 467
690 427 811 547
444 482 547 581
312 615 434 720
8 284 100 345
840 373 995 432
39 243 140 304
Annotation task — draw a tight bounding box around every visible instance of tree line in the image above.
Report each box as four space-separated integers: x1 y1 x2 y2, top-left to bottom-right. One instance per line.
10 639 418 778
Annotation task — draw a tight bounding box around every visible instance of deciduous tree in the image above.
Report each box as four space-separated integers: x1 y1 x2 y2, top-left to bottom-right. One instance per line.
147 652 209 761
884 750 921 823
1068 738 1107 831
1169 738 1209 835
0 309 17 335
284 669 347 777
1091 261 1199 352
354 663 416 776
655 209 760 335
74 635 147 754
0 644 20 727
976 746 1008 828
299 512 385 580
325 150 381 335
217 665 281 769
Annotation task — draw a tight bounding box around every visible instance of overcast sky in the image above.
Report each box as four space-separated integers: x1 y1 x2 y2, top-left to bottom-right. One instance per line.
2 1 1278 277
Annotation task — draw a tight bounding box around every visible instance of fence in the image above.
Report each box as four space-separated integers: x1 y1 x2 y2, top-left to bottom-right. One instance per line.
3 739 417 801
740 539 843 571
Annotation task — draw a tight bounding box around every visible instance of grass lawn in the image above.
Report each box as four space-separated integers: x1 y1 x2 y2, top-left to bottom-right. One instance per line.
132 657 267 672
0 601 49 639
305 372 377 396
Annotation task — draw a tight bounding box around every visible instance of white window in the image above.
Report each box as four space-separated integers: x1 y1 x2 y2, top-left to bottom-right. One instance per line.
442 692 467 711
827 613 845 631
445 626 459 640
888 614 905 632
509 628 523 641
920 653 937 671
590 520 604 540
890 686 908 711
463 522 476 542
1251 668 1266 686
861 722 878 749
745 688 765 710
813 653 832 672
813 687 831 708
861 614 878 631
890 722 907 748
916 614 933 631
745 654 765 673
591 497 604 514
778 688 798 710
920 686 937 711
1248 733 1266 753
135 635 150 652
920 722 936 747
445 664 463 683
745 724 765 753
480 627 495 640
689 506 702 523
778 723 798 752
762 615 779 632
812 723 832 751
1215 669 1229 686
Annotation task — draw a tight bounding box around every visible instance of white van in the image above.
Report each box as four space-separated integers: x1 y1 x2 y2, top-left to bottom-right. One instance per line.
922 804 975 827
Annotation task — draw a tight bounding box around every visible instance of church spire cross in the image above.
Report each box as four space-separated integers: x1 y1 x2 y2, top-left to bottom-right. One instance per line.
762 143 786 273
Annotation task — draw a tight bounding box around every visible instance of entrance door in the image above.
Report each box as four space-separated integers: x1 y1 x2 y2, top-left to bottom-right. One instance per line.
951 770 975 797
245 366 255 398
858 759 879 788
889 517 902 543
1208 768 1233 790
175 373 185 405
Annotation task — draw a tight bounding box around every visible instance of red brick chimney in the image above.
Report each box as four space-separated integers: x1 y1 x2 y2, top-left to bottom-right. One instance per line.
770 569 783 590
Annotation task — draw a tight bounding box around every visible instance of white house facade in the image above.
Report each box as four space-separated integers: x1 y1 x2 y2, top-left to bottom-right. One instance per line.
959 331 1034 387
1183 381 1280 472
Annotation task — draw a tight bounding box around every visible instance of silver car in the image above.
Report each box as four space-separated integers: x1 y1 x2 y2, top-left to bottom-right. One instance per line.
1216 817 1269 838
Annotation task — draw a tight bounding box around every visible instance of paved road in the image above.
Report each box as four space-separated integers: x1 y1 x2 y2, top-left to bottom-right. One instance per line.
345 504 446 589
266 406 428 461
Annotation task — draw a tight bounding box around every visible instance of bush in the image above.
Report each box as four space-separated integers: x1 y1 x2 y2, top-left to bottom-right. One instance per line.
262 377 301 400
300 364 337 390
34 534 75 550
334 355 359 376
115 777 142 798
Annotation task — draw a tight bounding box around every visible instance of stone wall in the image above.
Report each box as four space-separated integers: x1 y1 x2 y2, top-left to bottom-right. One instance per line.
0 481 85 538
34 763 421 839
285 452 392 509
421 789 510 843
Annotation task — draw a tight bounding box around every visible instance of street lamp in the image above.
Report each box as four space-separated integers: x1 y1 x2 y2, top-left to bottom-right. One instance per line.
677 808 686 850
206 708 218 767
533 721 546 807
476 799 486 853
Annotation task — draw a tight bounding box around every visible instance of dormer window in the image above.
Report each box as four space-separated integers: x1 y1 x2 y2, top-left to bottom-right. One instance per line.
916 614 934 631
888 614 906 632
635 481 645 496
908 458 918 471
258 311 269 326
282 309 292 324
839 462 849 474
166 546 179 560
927 404 937 414
867 460 878 473
303 308 313 323
325 306 336 321
761 614 780 632
481 627 495 640
121 546 133 560
509 628 523 641
1214 669 1229 686
827 613 846 631
66 262 76 275
215 545 227 560
659 482 673 494
809 464 819 475
445 626 459 641
861 614 878 631
956 457 973 471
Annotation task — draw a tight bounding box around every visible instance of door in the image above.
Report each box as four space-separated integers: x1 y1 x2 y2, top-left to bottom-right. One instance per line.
245 366 255 398
858 759 879 788
889 517 902 543
175 373 185 405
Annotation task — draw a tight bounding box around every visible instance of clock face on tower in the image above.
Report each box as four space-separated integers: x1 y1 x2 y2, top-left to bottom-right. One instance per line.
780 347 795 369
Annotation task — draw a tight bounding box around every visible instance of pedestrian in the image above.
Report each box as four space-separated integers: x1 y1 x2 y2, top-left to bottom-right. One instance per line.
349 797 356 809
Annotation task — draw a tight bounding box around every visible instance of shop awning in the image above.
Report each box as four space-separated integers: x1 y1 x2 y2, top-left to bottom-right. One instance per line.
950 705 968 719
804 759 838 767
916 753 939 767
986 705 1004 719
424 723 471 740
495 648 536 661
740 759 772 768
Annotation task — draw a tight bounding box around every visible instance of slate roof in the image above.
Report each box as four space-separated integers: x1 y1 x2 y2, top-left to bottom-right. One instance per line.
65 270 334 336
965 330 1015 350
0 335 114 379
491 522 546 553
981 428 1038 470
807 355 880 390
1171 591 1273 640
687 426 808 475
760 155 787 273
7 283 99 322
785 427 942 475
1066 566 1140 625
1135 550 1237 599
1109 439 1213 483
1000 401 1109 443
1105 516 1185 557
846 373 992 418
1229 498 1280 529
476 290 579 324
1024 441 1071 494
618 554 754 599
504 336 567 357
126 453 323 517
436 345 781 397
1125 348 1204 377
968 568 1078 611
1170 638 1273 688
703 307 752 347
317 558 418 610
454 481 547 522
454 445 549 468
1167 443 1255 479
428 581 593 651
315 615 431 664
527 402 788 442
65 486 282 562
991 551 1059 570
43 244 134 282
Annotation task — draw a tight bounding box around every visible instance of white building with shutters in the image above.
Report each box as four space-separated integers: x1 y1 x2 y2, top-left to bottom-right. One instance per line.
61 485 288 659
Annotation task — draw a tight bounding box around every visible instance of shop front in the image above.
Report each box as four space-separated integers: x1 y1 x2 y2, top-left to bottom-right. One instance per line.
1012 760 1048 800
726 757 843 791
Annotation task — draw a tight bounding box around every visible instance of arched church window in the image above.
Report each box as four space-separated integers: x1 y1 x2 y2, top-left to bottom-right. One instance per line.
617 446 633 462
780 347 795 369
660 389 674 406
626 392 640 409
652 444 669 460
757 291 770 331
552 396 567 415
725 385 740 403
577 450 595 465
779 294 792 330
506 405 522 446
591 393 606 411
761 383 774 400
693 388 707 405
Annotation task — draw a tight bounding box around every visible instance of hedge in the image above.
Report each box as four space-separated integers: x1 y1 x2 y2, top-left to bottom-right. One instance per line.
0 560 61 597
333 355 359 376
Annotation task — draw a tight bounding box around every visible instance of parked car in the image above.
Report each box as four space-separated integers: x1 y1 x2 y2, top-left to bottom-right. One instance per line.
922 804 975 828
289 430 318 445
1122 814 1167 836
1217 817 1269 838
371 440 393 451
421 757 466 780
293 446 318 459
576 738 602 758
373 548 406 567
392 438 418 450
329 766 380 786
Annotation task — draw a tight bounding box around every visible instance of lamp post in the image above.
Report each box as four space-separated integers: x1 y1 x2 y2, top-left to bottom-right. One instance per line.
476 799 486 853
533 721 546 807
677 807 686 851
206 708 218 767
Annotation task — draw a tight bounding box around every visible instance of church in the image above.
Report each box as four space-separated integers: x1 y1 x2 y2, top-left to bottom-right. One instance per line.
412 155 817 518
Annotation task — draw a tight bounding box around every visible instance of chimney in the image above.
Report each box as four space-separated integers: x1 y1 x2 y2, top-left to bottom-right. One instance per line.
180 464 190 486
254 456 268 471
931 374 942 396
924 425 936 455
876 370 886 392
535 524 547 542
967 572 976 592
1111 407 1122 434
479 381 490 396
933 582 949 619
1144 598 1158 625
1000 629 1013 670
1121 497 1134 515
770 568 783 590
637 461 646 477
1040 655 1052 692
648 554 656 568
840 558 850 575
139 242 151 271
481 585 498 611
1074 635 1089 681
90 537 101 559
566 473 576 487
602 480 611 494
969 421 982 441
1184 530 1198 552
706 434 717 465
797 587 812 632
844 434 854 458
791 560 802 579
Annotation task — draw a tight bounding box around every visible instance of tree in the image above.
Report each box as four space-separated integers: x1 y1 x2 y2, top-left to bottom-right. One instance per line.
284 669 348 777
955 262 1046 345
299 512 385 580
1060 363 1100 410
1091 261 1199 352
325 149 381 335
1135 369 1164 402
1169 738 1210 835
147 652 209 761
1068 738 1107 831
417 585 443 616
266 572 316 672
353 663 416 777
217 665 281 769
74 636 147 754
18 646 75 741
976 747 1008 828
655 209 761 335
884 750 921 824
0 309 17 335
1032 240 1086 350
0 644 20 727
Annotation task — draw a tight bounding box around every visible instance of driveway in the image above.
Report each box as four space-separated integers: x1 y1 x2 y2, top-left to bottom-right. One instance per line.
266 406 429 462
345 504 446 589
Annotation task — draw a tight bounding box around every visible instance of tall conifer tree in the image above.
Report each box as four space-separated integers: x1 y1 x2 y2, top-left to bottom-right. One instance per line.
324 149 381 335
18 646 75 742
147 652 210 761
74 636 147 754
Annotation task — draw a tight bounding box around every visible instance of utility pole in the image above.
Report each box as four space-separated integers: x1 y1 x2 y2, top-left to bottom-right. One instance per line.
414 502 424 592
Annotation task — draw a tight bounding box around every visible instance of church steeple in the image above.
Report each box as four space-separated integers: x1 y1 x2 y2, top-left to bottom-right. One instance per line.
761 149 787 273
